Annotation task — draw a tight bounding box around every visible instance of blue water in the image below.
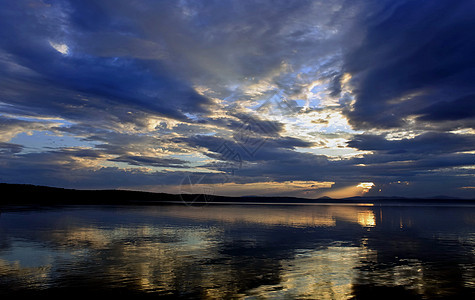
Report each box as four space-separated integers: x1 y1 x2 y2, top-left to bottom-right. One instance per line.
0 203 474 299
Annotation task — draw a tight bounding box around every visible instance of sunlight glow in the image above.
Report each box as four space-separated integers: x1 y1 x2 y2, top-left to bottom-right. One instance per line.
357 211 376 227
321 182 375 199
357 182 375 193
49 41 69 55
154 180 335 198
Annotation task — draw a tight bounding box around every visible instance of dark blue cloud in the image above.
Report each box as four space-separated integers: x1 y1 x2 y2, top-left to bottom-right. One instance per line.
109 155 189 168
0 148 188 189
0 0 211 122
343 0 475 129
0 142 23 155
348 132 475 155
178 133 316 163
416 94 475 122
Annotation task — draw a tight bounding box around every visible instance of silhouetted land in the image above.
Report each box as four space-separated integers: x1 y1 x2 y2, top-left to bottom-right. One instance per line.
0 183 473 207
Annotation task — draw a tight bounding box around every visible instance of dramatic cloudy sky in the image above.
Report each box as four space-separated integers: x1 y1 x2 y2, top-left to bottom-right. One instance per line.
0 0 474 198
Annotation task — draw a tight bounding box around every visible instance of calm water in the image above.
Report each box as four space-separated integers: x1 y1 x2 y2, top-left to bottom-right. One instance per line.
0 203 474 299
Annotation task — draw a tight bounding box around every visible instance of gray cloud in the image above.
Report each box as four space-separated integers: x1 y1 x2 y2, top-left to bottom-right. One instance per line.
0 142 23 155
348 132 475 155
341 0 475 130
109 155 189 168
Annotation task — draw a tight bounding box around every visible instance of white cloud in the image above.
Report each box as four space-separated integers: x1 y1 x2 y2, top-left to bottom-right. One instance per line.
49 41 69 55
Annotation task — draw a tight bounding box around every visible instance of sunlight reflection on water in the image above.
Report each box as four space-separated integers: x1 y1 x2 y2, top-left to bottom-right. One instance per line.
0 204 474 298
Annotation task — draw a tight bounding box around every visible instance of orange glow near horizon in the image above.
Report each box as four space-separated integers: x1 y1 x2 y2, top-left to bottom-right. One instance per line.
321 182 375 199
135 181 376 199
145 180 335 198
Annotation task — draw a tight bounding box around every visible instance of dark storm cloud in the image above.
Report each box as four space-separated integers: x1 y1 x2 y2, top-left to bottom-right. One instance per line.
179 133 315 163
343 0 475 130
0 148 188 189
347 132 475 184
0 0 211 122
348 132 475 155
228 113 284 137
352 153 475 177
416 94 475 122
109 155 189 168
178 134 339 184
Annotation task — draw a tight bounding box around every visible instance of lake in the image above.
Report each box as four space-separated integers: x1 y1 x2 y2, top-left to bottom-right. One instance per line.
0 203 474 299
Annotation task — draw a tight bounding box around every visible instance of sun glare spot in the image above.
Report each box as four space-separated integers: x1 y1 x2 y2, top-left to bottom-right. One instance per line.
49 41 69 55
358 211 376 227
357 182 375 193
321 182 375 199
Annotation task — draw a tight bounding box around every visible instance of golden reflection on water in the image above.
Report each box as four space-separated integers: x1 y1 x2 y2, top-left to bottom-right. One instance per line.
0 205 378 297
142 204 377 228
0 205 378 298
1 205 474 298
245 247 375 300
357 211 376 227
49 225 241 297
0 205 379 297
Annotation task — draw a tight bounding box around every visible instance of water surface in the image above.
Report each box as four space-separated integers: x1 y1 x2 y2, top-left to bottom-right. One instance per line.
0 203 474 299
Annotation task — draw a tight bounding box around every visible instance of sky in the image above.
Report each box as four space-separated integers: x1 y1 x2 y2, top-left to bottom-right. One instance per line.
0 0 474 199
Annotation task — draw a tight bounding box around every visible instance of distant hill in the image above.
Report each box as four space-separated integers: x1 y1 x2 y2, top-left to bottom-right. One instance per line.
0 183 473 207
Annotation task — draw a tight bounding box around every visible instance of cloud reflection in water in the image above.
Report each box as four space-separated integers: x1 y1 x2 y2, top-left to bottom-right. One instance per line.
0 204 474 298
